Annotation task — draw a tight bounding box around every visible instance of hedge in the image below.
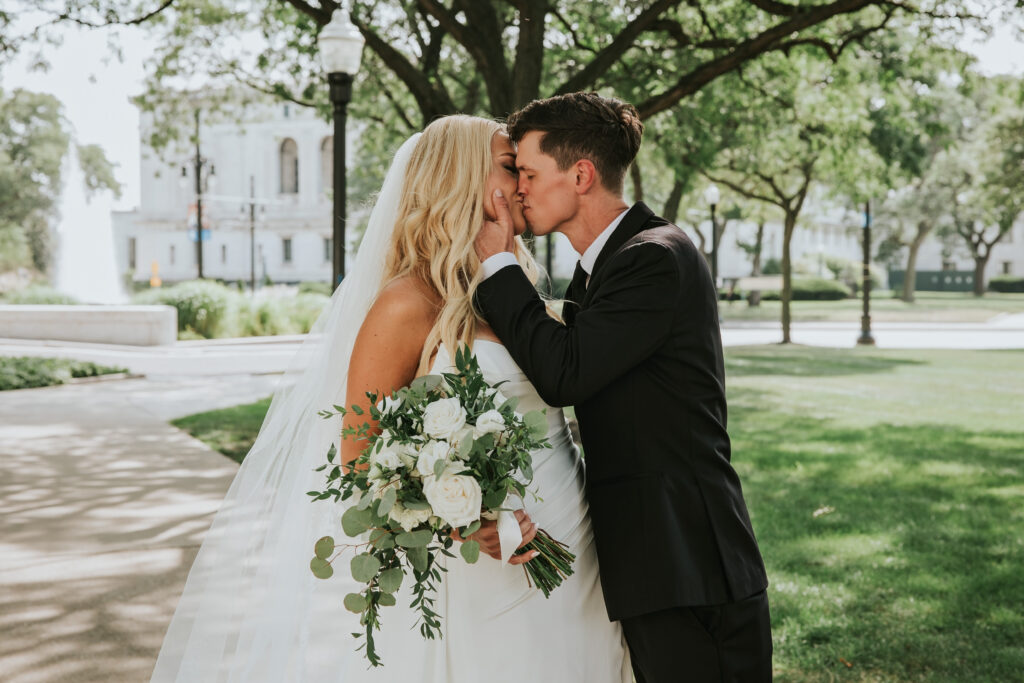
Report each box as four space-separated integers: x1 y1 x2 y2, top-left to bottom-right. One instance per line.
760 277 851 301
988 276 1024 293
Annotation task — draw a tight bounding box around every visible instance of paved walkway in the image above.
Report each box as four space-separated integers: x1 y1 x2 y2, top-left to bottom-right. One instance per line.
0 375 279 683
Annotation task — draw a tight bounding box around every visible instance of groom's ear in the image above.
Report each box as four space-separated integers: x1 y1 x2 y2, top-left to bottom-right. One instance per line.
573 159 597 195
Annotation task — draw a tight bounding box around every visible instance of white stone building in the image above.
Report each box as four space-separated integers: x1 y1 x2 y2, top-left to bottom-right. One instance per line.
114 99 340 286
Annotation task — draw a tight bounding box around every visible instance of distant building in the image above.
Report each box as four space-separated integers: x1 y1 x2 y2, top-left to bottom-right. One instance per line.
113 98 339 286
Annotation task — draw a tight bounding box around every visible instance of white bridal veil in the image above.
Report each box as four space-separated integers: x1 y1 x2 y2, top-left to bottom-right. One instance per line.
151 134 421 682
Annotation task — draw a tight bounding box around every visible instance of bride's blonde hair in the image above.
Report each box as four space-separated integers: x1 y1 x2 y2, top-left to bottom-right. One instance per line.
382 115 541 372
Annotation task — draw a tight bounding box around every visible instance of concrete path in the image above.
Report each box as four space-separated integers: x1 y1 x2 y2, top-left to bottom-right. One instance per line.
719 319 1024 349
0 374 279 683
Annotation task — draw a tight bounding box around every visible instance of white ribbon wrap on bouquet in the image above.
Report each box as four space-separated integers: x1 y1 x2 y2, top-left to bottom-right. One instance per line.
496 509 523 565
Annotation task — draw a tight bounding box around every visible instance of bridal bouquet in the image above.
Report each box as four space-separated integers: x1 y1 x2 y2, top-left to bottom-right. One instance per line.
307 346 576 666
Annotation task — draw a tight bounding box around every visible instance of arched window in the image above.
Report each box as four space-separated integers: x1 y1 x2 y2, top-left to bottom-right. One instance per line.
320 136 333 196
280 138 299 194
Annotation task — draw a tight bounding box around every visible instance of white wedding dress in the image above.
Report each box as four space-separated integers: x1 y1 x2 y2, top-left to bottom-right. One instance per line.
330 340 631 682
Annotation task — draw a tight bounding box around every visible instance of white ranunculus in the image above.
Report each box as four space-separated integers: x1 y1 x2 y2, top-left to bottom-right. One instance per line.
422 397 467 441
388 501 432 532
370 446 401 470
416 440 451 477
423 466 482 528
473 409 506 438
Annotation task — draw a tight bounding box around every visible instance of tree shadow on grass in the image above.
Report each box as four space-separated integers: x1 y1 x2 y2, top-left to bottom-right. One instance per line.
726 347 925 378
731 405 1024 681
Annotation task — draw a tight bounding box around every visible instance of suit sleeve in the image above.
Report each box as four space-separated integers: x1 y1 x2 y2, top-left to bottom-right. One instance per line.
476 241 678 407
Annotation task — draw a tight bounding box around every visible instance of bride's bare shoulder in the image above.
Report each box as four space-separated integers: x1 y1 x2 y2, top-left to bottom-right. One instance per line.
365 275 440 328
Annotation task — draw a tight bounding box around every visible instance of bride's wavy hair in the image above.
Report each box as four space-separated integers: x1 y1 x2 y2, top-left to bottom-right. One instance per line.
383 115 540 372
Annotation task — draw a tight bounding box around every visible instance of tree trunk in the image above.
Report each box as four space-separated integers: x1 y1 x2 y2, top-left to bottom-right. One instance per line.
630 161 643 203
748 222 764 308
781 212 796 343
902 221 931 303
974 256 988 297
663 177 685 224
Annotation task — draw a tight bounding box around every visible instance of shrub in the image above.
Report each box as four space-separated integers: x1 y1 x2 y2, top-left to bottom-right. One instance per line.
0 356 127 391
760 277 852 301
989 275 1024 293
134 280 234 338
298 281 333 296
3 285 79 305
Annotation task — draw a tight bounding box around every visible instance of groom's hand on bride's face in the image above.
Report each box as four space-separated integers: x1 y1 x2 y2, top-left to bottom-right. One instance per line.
475 189 516 262
451 509 539 564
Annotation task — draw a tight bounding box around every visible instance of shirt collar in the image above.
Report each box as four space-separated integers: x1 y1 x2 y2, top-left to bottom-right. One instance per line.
579 208 630 275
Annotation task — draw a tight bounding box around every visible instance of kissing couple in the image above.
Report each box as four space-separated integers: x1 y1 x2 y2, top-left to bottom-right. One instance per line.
151 92 772 683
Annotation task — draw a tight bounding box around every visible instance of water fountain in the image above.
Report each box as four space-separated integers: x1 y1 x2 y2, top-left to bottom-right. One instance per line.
53 143 127 304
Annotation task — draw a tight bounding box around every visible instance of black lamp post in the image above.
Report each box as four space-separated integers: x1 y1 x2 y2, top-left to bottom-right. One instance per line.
703 184 721 287
180 109 215 279
318 5 364 287
858 200 876 346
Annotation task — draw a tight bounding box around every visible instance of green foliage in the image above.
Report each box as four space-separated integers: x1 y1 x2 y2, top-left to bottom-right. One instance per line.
134 279 233 338
988 276 1024 293
297 281 332 296
761 277 852 301
0 356 127 391
1 284 78 304
170 396 272 464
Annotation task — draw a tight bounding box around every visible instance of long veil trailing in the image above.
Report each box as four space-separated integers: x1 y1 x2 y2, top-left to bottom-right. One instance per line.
151 134 422 682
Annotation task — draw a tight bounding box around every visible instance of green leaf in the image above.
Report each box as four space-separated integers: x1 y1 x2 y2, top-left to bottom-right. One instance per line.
483 486 507 510
310 557 334 579
460 539 480 564
326 443 336 462
344 592 368 613
351 404 364 415
314 536 334 560
357 490 374 510
378 567 404 593
410 374 443 393
395 529 433 548
433 458 447 478
498 395 519 413
351 553 382 583
403 498 431 510
523 410 548 439
342 506 372 537
407 546 429 572
461 520 481 537
377 487 397 516
378 592 397 607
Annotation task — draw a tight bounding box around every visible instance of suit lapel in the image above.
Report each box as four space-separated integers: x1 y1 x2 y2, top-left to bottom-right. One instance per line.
583 202 655 303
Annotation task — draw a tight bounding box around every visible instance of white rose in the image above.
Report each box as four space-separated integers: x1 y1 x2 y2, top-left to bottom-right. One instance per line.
449 426 475 454
422 397 467 441
423 467 482 528
416 440 451 477
388 501 432 532
370 446 401 470
473 409 506 438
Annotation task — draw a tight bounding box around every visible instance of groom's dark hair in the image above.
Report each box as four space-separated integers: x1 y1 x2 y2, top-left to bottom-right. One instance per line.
506 92 643 195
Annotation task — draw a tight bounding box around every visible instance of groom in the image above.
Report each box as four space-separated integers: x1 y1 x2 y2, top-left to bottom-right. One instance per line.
473 93 771 682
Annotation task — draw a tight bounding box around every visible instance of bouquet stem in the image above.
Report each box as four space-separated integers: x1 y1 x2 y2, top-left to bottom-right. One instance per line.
517 529 575 598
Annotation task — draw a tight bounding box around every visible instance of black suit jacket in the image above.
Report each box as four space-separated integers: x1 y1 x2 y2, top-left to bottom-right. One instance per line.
476 202 767 621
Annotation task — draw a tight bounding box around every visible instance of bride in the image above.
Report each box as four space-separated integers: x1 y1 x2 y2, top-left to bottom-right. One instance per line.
151 115 631 682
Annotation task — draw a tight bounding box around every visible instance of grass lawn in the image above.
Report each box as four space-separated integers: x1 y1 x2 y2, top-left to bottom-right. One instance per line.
171 397 272 463
719 291 1024 323
172 346 1024 680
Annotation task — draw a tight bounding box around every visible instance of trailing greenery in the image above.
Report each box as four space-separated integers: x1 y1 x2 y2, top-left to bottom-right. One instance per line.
760 278 852 301
989 275 1024 293
0 356 128 391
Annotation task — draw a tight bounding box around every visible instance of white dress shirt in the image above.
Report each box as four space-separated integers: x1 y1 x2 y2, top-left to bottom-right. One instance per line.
480 208 631 283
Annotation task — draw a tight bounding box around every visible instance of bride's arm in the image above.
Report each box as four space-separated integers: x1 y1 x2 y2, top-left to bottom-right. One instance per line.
341 278 437 468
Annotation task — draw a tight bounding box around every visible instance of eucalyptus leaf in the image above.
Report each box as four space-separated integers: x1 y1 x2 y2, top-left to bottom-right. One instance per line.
344 592 368 613
410 374 443 392
378 592 397 607
461 520 481 537
310 557 334 579
377 487 397 516
342 506 371 537
357 490 374 511
403 499 431 510
483 486 507 510
407 546 429 572
395 529 433 548
351 553 382 583
460 539 481 564
378 567 404 593
524 410 548 439
433 458 447 478
314 536 334 560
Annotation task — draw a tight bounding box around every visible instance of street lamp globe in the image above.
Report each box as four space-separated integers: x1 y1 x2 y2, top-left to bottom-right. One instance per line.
703 184 720 207
318 7 365 75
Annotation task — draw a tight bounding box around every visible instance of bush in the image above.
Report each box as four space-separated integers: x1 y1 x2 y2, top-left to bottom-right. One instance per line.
2 285 79 305
0 356 128 391
298 281 333 296
762 258 782 275
989 275 1024 293
760 277 852 301
134 280 234 338
233 292 329 337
